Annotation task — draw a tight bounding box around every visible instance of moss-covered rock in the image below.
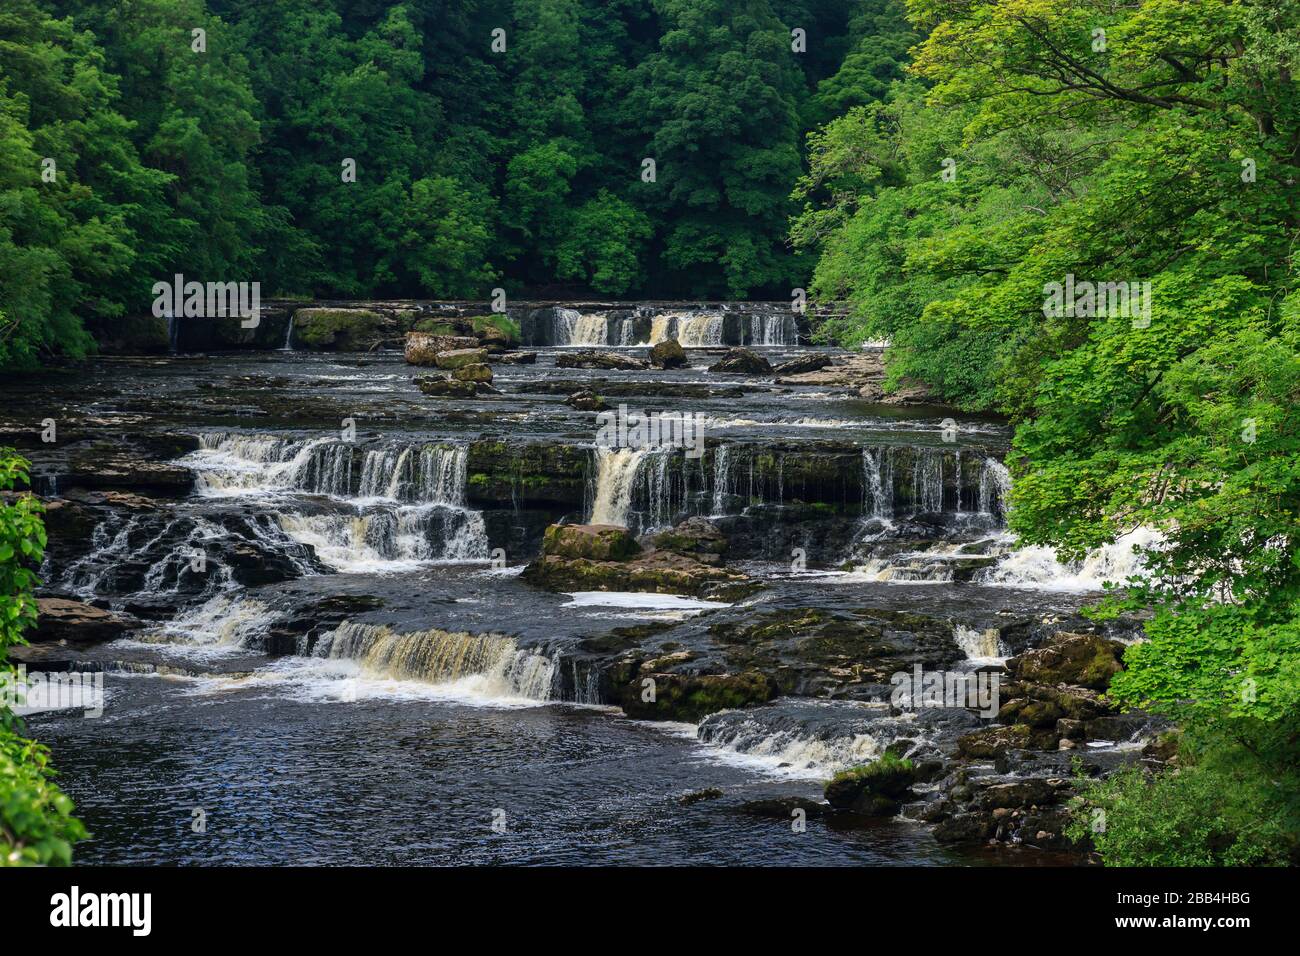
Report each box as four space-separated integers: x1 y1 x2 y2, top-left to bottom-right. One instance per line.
435 347 489 370
649 517 726 557
405 331 479 365
292 308 385 350
417 377 477 398
470 313 520 345
542 524 641 561
955 724 1033 758
618 669 778 722
825 754 915 815
1007 632 1124 690
452 362 493 384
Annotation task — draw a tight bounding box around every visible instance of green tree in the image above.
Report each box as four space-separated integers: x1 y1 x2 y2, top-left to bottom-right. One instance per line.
0 445 87 866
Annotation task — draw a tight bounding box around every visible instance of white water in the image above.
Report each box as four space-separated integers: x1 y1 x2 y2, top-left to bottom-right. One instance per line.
589 447 648 526
553 308 608 346
313 622 558 703
954 624 1006 661
978 528 1162 591
563 592 730 612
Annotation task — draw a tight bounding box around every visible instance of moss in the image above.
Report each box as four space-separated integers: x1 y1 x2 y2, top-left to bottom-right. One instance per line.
830 752 914 785
292 308 384 349
413 319 458 335
471 313 520 343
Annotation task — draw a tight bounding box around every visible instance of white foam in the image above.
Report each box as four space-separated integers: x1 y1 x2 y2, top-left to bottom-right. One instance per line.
562 591 731 611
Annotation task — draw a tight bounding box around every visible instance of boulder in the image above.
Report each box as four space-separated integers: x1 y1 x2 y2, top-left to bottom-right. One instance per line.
956 724 1032 759
618 670 779 722
555 350 649 371
291 308 385 350
772 353 832 376
542 524 641 562
452 363 493 384
521 549 756 600
405 332 479 365
565 389 608 412
649 517 727 557
649 338 687 369
933 812 996 844
825 757 916 815
31 598 135 645
435 347 490 370
417 377 478 398
709 347 772 375
1007 632 1124 690
493 351 537 365
738 797 830 820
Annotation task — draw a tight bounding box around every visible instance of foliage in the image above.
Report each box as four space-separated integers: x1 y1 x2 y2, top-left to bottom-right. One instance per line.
796 0 1300 863
0 449 86 865
1065 754 1297 867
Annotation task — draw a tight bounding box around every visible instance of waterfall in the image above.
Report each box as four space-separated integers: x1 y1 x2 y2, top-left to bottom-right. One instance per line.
978 458 1011 516
281 315 294 350
676 312 723 347
748 314 789 346
589 447 648 526
861 448 892 518
188 434 489 571
711 445 731 515
954 624 1005 660
315 622 557 700
647 315 672 345
553 308 608 346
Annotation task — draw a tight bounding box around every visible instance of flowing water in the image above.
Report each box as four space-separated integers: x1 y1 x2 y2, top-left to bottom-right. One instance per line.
3 314 1155 865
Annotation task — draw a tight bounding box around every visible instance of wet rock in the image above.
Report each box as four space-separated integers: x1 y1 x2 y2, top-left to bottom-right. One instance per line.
618 669 779 722
493 351 537 365
405 331 479 365
933 812 996 844
417 377 478 398
680 788 724 806
521 548 756 600
648 517 726 557
1007 632 1123 690
707 606 966 698
435 347 490 370
555 350 649 371
857 378 935 405
565 389 608 412
772 353 832 376
825 757 915 815
518 379 744 399
451 363 493 384
975 778 1060 810
292 308 385 350
956 724 1033 759
1084 713 1165 742
542 524 641 561
649 338 687 369
708 347 772 375
31 598 135 645
739 797 830 819
466 441 591 510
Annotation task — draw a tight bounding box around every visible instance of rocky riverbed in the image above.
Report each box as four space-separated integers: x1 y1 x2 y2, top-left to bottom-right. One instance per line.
3 301 1169 865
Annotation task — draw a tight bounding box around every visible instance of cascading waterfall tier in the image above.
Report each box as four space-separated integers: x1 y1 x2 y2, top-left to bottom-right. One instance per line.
187 433 489 569
315 622 558 700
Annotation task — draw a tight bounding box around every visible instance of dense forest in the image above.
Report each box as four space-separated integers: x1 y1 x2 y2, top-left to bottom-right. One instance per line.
0 0 915 367
2 0 1299 867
